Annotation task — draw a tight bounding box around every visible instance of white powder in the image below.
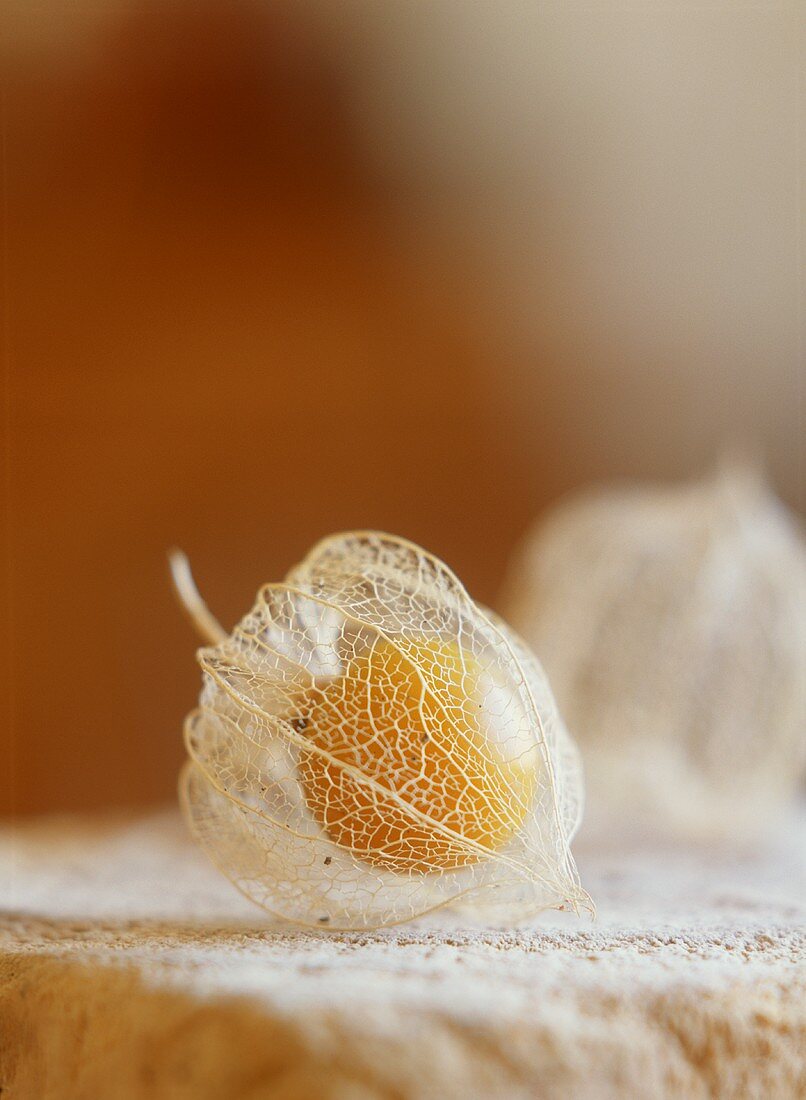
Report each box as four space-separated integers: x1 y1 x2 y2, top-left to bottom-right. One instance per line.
1 809 804 1098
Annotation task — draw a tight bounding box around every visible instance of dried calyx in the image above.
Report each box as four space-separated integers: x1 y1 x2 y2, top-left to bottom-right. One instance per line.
501 463 806 839
171 532 589 930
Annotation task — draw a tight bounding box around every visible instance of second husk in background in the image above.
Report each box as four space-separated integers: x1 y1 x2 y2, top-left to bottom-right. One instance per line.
500 463 806 840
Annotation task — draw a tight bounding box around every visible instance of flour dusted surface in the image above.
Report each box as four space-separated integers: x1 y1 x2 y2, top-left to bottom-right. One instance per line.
1 811 804 1098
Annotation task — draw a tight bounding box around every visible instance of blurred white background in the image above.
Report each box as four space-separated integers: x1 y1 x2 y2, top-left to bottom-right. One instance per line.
311 0 804 506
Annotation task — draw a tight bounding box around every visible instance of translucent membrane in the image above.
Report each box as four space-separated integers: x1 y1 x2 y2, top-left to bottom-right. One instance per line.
502 466 806 838
179 532 590 930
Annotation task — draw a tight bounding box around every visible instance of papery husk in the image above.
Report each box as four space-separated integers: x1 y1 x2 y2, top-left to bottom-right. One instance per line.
177 532 590 930
501 465 806 839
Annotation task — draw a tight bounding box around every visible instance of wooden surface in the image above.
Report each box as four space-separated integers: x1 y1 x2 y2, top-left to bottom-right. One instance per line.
1 810 804 1098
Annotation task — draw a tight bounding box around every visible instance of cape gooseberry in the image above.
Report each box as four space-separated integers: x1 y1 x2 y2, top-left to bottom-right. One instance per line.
172 532 588 930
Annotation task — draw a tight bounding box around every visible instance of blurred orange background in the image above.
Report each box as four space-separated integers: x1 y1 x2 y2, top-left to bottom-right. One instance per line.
3 0 803 816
